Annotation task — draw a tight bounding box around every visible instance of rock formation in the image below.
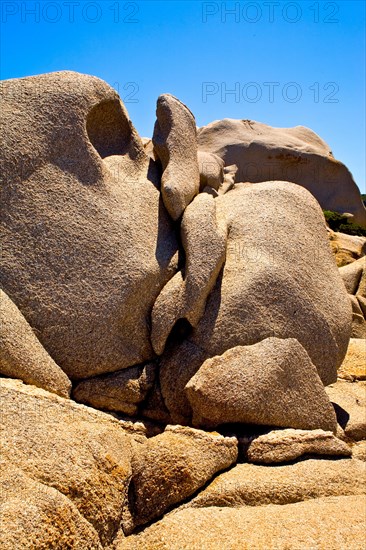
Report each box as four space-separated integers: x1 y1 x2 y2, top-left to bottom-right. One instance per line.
197 118 366 226
0 71 365 548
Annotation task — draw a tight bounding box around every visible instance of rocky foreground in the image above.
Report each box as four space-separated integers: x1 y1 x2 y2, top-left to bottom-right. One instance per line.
1 72 366 548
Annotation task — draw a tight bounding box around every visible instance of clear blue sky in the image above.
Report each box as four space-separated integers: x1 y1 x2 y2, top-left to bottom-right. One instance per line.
1 0 365 192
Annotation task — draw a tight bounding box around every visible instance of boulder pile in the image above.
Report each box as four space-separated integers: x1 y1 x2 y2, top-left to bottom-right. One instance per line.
1 72 365 549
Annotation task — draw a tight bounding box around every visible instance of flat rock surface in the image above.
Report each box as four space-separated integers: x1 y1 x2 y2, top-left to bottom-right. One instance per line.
118 495 366 550
181 458 366 509
247 429 351 463
0 378 133 547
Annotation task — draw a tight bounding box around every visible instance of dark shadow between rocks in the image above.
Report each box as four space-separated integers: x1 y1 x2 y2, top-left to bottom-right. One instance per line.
332 402 350 429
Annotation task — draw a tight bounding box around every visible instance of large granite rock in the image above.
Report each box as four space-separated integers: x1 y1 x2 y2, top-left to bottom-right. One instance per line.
125 425 237 531
0 71 178 380
160 181 352 423
117 495 366 550
0 378 133 547
197 118 366 226
186 338 337 431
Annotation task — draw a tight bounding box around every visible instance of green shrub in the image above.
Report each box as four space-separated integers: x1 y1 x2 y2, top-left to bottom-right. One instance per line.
323 210 366 237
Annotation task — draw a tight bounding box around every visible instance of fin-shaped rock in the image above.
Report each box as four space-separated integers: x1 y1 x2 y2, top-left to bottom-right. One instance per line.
151 192 227 355
153 94 200 220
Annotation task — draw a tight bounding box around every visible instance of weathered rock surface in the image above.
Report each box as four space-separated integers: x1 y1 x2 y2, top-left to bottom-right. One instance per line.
182 459 365 509
0 71 178 380
0 378 132 547
330 231 366 266
118 495 366 550
186 338 337 431
0 466 102 550
126 425 238 530
73 362 156 415
352 441 366 461
339 257 365 294
246 428 351 463
153 94 200 220
198 118 366 226
197 150 224 191
338 338 366 381
326 380 366 441
0 289 71 398
151 192 227 355
160 181 352 423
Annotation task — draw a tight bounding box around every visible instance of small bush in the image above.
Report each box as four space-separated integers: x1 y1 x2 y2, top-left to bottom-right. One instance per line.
323 210 366 237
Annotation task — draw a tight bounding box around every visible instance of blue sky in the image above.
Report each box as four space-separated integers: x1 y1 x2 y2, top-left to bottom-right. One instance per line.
1 0 365 191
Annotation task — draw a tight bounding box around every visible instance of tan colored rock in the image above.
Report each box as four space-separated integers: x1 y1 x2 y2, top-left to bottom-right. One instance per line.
358 295 366 318
331 232 366 265
0 378 132 546
153 94 199 220
73 362 156 415
0 290 71 398
339 257 365 294
0 71 178 381
198 118 366 226
197 151 224 191
151 192 227 355
118 496 366 550
326 380 366 441
186 338 337 431
0 466 102 550
246 429 351 463
338 338 366 381
183 459 365 509
126 425 237 530
351 314 366 338
352 441 366 461
160 181 352 423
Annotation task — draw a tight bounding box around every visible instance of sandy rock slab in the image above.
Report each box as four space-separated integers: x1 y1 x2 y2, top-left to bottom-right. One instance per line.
182 458 366 509
0 378 133 547
186 337 337 432
326 380 366 441
338 338 366 381
247 429 351 463
118 495 366 550
73 362 156 415
125 425 237 532
0 466 102 550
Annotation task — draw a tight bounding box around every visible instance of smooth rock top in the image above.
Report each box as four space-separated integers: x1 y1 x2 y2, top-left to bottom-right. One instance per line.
197 118 366 226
